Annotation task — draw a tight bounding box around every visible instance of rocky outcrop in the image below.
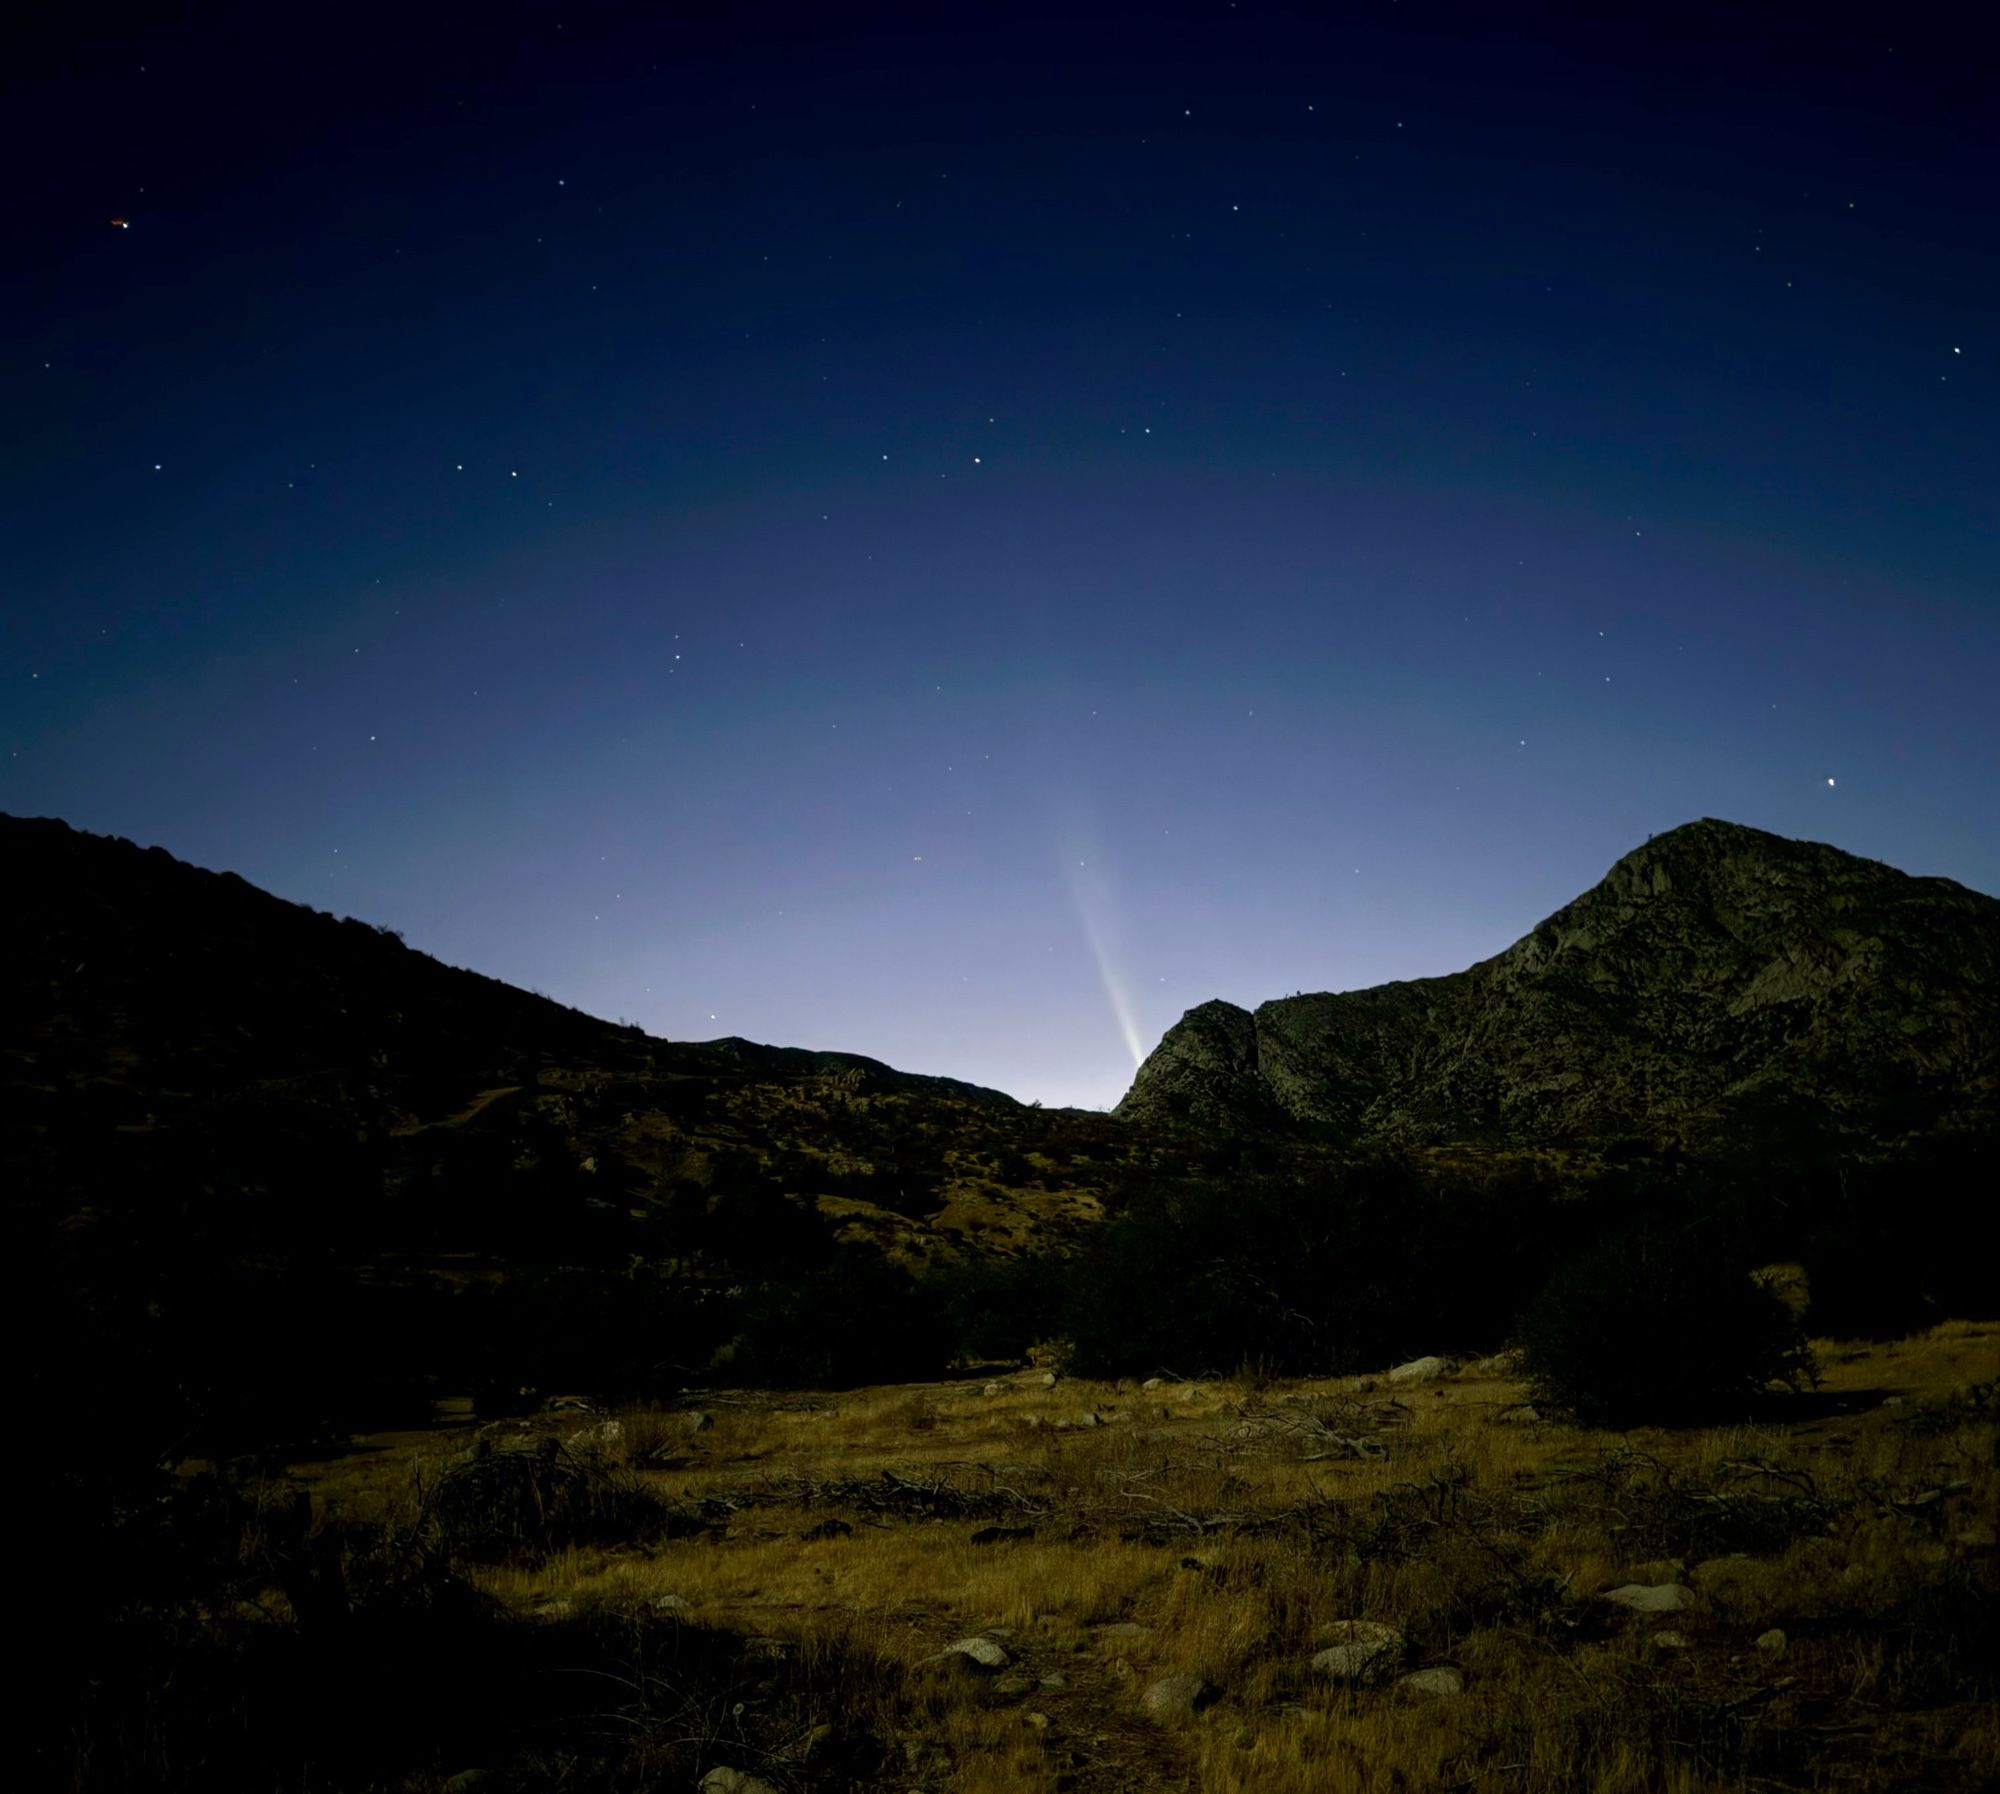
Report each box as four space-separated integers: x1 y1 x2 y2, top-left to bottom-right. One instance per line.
1109 998 1276 1130
1119 820 2000 1149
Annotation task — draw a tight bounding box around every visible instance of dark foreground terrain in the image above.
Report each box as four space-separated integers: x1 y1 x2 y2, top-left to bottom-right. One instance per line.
49 1328 2000 1793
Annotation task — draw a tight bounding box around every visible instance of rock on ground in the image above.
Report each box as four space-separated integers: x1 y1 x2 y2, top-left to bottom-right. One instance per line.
941 1635 1010 1669
700 1771 778 1794
1602 1582 1696 1614
1312 1620 1405 1681
1386 1355 1450 1384
1755 1628 1788 1657
1397 1667 1464 1696
1141 1674 1216 1716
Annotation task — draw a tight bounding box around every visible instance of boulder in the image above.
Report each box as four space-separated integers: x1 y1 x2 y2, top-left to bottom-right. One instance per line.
942 1635 1009 1670
1141 1674 1216 1716
1397 1667 1464 1697
1312 1620 1405 1681
700 1771 779 1794
1754 1628 1788 1658
1603 1582 1696 1614
1386 1356 1449 1384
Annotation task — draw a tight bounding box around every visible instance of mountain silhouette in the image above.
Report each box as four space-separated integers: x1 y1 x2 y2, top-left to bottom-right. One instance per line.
1118 818 2000 1151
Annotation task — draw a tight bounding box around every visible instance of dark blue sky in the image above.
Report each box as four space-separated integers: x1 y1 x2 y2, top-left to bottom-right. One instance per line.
6 2 1995 1106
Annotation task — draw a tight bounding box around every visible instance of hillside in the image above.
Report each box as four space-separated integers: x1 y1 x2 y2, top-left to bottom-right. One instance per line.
1119 819 2000 1150
1 813 1144 1271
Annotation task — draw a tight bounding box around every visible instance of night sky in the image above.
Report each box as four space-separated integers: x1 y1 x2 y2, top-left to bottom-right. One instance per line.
6 3 1995 1109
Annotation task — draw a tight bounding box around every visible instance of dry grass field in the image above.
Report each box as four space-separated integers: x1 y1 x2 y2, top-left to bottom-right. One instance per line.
275 1322 2000 1794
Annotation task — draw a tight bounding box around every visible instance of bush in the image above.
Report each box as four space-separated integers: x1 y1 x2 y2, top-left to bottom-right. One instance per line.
419 1435 672 1562
1052 1155 1568 1380
721 1255 950 1387
1519 1222 1814 1425
920 1254 1066 1364
457 1267 728 1409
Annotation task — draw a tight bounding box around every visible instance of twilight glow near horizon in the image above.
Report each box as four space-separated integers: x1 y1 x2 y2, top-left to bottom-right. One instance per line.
5 4 1997 1109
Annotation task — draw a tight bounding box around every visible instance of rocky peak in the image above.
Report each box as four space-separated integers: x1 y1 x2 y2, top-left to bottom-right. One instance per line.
1113 998 1270 1130
1118 821 2000 1149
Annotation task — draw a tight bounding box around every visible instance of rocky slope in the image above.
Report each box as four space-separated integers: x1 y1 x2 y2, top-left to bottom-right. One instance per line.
1118 819 2000 1149
0 814 1146 1273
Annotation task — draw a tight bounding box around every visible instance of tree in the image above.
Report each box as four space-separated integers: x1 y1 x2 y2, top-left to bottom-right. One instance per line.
1519 1222 1813 1426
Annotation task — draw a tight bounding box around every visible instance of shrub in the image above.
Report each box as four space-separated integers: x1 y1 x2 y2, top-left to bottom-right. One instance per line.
1519 1222 1814 1425
920 1254 1066 1363
418 1435 673 1562
720 1256 950 1387
1052 1155 1569 1380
